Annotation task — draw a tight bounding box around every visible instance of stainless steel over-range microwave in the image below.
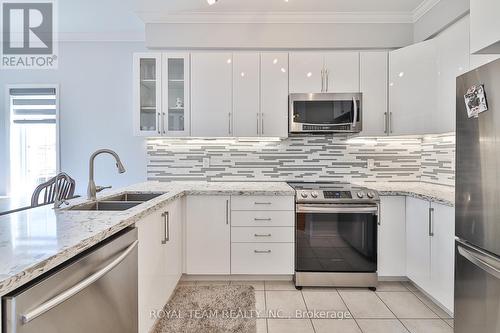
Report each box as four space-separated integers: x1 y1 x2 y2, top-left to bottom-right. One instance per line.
289 93 362 134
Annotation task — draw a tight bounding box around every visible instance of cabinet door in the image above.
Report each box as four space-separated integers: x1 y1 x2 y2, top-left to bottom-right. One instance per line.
137 210 167 333
378 196 406 277
470 0 500 54
191 53 233 137
261 53 289 137
164 198 183 301
435 18 470 134
163 53 190 136
406 197 431 291
324 52 360 93
186 196 231 274
133 53 162 137
233 53 260 137
389 40 437 135
430 202 455 313
360 52 388 136
289 52 324 93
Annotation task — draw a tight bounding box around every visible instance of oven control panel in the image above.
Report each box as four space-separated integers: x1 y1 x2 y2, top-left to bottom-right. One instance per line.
323 191 352 199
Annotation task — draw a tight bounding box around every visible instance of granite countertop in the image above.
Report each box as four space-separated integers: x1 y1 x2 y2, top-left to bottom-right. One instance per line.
0 180 453 297
353 181 455 207
0 181 294 297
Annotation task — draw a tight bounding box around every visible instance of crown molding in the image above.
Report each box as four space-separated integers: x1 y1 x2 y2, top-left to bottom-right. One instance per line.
137 11 414 25
412 0 441 22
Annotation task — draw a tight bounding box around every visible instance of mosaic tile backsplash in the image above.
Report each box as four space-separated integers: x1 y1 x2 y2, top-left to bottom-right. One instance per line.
147 133 455 187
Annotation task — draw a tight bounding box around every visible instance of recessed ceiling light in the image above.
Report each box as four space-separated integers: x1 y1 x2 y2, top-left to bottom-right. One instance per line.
389 82 394 87
207 0 219 5
307 72 312 77
281 68 286 73
398 72 405 78
273 58 278 65
240 72 245 77
227 58 232 64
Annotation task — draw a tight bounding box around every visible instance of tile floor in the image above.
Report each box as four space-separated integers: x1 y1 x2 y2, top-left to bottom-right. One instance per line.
178 280 454 333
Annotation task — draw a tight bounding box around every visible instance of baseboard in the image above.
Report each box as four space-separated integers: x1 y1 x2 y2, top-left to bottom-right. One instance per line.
378 276 409 282
180 274 293 281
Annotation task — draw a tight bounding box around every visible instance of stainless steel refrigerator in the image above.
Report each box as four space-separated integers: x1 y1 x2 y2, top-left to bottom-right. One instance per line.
455 59 500 333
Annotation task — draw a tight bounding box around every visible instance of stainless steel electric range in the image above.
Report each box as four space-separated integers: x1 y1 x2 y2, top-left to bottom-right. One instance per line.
288 182 380 290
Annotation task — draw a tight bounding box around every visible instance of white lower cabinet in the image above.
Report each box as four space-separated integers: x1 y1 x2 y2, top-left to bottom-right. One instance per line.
137 199 182 333
406 197 432 291
378 196 406 277
405 197 455 313
429 203 455 312
231 243 294 275
185 196 231 274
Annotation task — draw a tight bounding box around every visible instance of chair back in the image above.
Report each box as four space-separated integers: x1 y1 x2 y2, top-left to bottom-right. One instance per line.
31 172 76 207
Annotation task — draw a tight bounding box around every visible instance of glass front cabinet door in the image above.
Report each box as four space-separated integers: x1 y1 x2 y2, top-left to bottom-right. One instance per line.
162 53 190 137
133 53 190 137
134 53 162 136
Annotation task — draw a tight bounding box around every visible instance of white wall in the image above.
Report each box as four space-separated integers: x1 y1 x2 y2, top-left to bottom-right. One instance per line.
413 0 469 42
146 22 413 49
0 42 148 196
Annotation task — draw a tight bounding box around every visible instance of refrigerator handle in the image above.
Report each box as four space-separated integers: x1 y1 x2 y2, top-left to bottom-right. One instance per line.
20 240 139 324
458 243 500 280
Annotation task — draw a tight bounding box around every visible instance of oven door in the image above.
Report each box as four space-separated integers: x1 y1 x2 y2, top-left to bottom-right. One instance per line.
289 93 362 133
295 204 378 273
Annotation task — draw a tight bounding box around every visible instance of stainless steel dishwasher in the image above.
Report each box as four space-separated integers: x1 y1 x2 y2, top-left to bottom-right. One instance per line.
2 227 138 333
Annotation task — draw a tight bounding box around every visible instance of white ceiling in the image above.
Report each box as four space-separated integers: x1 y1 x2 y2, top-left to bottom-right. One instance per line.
136 0 429 14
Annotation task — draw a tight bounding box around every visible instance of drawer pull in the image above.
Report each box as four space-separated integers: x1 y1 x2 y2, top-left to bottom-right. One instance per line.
254 202 272 205
254 250 272 254
254 233 272 237
254 218 272 221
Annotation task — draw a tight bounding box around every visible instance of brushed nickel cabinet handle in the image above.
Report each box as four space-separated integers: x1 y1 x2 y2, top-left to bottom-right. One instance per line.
162 211 169 244
325 69 329 92
254 250 272 254
254 202 272 205
254 234 272 237
157 112 161 134
428 207 435 237
254 218 272 221
384 112 388 134
226 200 229 225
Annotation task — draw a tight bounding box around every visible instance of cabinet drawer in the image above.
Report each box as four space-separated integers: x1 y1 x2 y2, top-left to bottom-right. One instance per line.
231 196 294 211
231 227 294 243
231 211 294 227
231 243 294 275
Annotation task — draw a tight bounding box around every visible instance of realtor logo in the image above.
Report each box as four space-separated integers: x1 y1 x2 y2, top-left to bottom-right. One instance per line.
1 0 58 69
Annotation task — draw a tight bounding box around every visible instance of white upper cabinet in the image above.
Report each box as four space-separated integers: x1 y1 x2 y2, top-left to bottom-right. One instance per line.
470 0 500 54
191 52 233 137
134 53 162 136
324 52 360 93
233 53 260 137
290 52 359 93
434 17 470 133
360 52 388 136
389 39 437 135
162 53 190 137
260 53 289 137
289 52 325 93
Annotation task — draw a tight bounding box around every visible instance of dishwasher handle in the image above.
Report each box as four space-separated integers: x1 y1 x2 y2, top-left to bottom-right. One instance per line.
21 240 139 324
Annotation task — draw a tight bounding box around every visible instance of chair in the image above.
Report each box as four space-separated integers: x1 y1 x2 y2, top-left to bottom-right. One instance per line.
31 172 76 207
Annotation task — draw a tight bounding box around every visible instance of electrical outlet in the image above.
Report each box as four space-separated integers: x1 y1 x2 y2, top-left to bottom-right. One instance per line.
367 159 375 170
202 158 210 168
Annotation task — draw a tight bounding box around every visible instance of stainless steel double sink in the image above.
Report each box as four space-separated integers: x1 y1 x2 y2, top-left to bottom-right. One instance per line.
69 192 166 211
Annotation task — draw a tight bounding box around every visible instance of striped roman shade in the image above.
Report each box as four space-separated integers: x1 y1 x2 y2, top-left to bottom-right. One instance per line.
10 88 57 124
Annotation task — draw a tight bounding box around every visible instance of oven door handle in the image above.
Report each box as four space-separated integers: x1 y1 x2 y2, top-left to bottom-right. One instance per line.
296 205 378 214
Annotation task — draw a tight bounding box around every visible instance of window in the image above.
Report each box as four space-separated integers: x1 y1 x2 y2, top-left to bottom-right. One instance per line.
8 86 58 198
